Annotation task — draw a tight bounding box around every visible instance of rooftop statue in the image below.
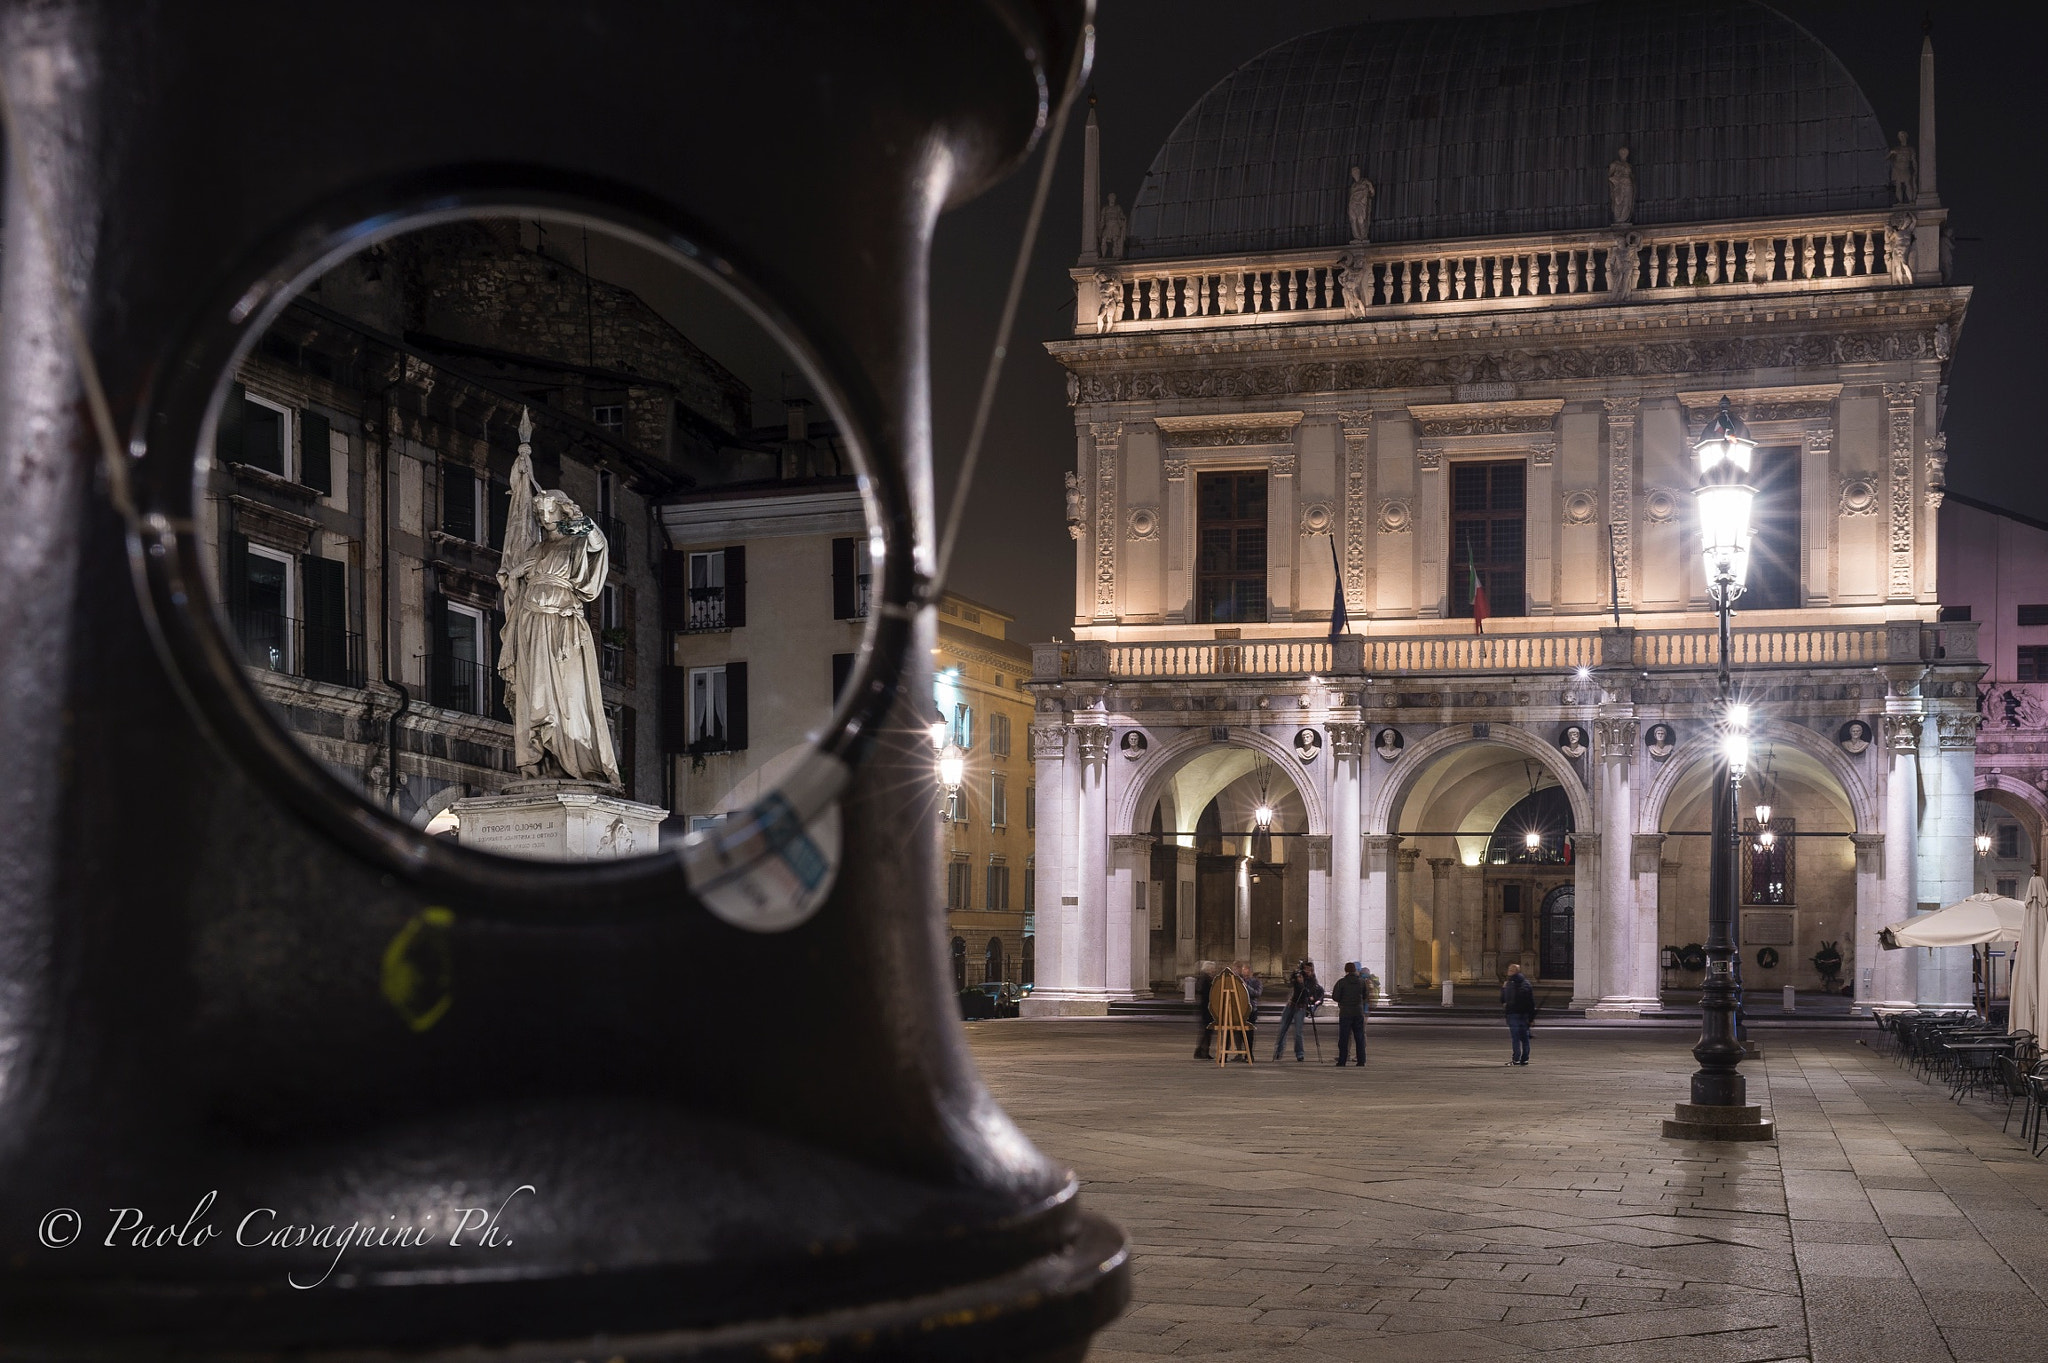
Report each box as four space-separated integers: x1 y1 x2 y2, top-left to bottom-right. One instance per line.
1346 166 1376 243
1888 131 1918 204
1098 192 1128 259
1607 146 1635 225
497 408 622 785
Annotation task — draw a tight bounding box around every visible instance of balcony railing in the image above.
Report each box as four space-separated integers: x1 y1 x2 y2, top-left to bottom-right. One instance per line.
1074 209 1905 335
1032 620 1976 682
683 586 727 633
417 651 506 720
231 607 366 689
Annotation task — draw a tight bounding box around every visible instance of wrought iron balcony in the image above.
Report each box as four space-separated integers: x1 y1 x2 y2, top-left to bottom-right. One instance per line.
229 606 366 689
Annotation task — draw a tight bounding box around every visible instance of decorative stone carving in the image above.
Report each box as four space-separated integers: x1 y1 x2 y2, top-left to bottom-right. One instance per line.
1090 421 1120 617
1097 192 1127 260
1531 436 1556 468
1886 211 1917 286
1092 270 1121 334
1644 722 1676 761
1270 453 1297 477
1926 432 1947 510
1377 499 1412 533
1127 506 1159 541
1064 329 1953 406
1406 399 1563 439
1075 726 1111 765
1065 370 1079 406
1884 384 1916 598
1152 416 1305 448
1643 488 1678 524
1851 832 1885 876
1594 718 1639 763
1935 711 1980 749
1373 727 1404 761
1337 250 1372 318
1346 166 1376 244
1118 729 1147 759
1562 490 1597 525
1299 501 1334 536
1162 456 1187 484
1933 322 1952 361
1063 469 1084 539
1293 728 1323 763
1340 414 1371 609
1677 385 1841 425
1605 396 1638 609
1881 714 1922 752
1327 723 1362 762
1837 718 1874 753
1612 232 1639 298
1607 146 1635 225
1887 130 1918 204
1557 725 1589 759
1416 446 1441 472
1031 723 1066 759
1838 474 1879 517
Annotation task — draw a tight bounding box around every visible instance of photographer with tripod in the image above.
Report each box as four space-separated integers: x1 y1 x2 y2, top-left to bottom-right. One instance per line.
1271 959 1325 1062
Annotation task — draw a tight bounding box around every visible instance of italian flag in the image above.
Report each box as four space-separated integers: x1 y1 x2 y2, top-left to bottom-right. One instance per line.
1467 552 1490 634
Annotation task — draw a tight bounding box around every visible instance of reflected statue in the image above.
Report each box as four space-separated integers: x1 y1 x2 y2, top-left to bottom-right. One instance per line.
498 408 621 785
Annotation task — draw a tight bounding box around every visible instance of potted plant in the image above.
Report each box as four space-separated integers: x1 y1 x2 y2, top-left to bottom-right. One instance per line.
1812 940 1843 992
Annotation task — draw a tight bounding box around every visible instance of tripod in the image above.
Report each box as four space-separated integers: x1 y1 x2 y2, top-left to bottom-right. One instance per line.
1305 1002 1323 1062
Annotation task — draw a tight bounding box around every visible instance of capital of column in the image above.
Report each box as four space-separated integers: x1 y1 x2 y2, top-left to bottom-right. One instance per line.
1365 834 1403 871
1426 856 1456 879
1110 834 1153 865
1300 834 1332 870
1030 722 1069 760
1075 724 1111 767
1881 714 1922 753
1593 717 1639 764
1571 831 1601 857
1630 832 1667 875
1934 710 1980 750
1850 831 1885 875
1327 722 1364 763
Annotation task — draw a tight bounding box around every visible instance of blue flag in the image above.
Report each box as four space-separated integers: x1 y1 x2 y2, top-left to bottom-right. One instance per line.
1327 535 1349 641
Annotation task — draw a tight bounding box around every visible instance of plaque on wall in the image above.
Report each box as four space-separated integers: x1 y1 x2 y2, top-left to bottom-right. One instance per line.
1741 910 1797 946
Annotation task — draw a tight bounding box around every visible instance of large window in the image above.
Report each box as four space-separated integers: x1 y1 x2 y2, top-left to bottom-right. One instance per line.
689 665 729 750
991 773 1008 829
990 712 1011 757
438 601 489 715
241 545 295 672
2019 647 2048 682
1742 445 1803 610
1450 461 1525 619
947 859 972 910
986 861 1011 911
832 536 874 620
1196 471 1268 624
672 547 744 633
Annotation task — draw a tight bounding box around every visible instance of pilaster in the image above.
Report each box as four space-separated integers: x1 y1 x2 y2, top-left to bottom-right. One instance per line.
1090 421 1121 622
1340 414 1371 619
1604 396 1639 611
1884 384 1916 603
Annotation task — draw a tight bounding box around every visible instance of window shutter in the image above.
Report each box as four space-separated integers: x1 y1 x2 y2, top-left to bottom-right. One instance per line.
226 530 251 637
660 666 692 753
216 384 247 468
724 661 748 750
619 706 637 794
299 409 332 494
300 555 347 684
723 545 746 627
425 592 449 708
831 536 857 619
660 551 691 632
832 651 856 703
622 584 638 687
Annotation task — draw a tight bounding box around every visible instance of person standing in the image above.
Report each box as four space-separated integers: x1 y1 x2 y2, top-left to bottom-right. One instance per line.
1272 960 1324 1062
1193 961 1216 1060
1502 962 1536 1065
1331 962 1368 1067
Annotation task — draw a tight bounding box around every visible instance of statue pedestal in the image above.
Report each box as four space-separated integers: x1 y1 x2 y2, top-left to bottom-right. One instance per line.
453 780 667 861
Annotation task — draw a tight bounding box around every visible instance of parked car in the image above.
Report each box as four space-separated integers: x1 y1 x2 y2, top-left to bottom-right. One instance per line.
958 981 1023 1020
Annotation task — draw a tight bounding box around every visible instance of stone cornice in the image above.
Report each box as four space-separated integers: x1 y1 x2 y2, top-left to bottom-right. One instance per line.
1153 410 1304 447
1408 398 1563 438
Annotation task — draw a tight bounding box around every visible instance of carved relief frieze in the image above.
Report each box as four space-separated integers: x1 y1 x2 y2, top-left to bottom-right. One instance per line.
1935 710 1980 749
1884 384 1916 598
1064 331 1948 406
1162 456 1187 484
1340 413 1371 611
1269 453 1297 477
1605 396 1639 609
1031 723 1068 759
1091 421 1120 616
1153 410 1304 448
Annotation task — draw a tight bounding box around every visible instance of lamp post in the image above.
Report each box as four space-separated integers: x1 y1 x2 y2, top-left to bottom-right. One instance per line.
1665 398 1774 1142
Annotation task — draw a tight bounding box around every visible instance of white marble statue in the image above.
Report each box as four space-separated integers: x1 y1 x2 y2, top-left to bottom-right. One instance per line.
1607 147 1635 225
1098 193 1128 259
497 409 621 785
1346 166 1376 243
1887 131 1918 204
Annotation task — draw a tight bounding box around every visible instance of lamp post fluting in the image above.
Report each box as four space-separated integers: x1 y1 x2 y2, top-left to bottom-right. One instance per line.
1664 397 1775 1141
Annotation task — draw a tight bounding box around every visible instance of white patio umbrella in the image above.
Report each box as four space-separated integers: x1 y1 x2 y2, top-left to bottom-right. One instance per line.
1880 892 2025 949
2010 875 2048 1040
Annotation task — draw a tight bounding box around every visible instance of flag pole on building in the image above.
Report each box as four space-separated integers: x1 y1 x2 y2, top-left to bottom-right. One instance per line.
1466 547 1490 635
1327 534 1350 642
1605 522 1623 630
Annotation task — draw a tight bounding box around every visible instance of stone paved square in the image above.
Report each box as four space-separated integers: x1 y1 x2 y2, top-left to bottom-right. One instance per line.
966 1019 2048 1363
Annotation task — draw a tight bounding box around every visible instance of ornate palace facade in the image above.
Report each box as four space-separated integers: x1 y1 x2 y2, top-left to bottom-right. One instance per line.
1025 1 1979 1016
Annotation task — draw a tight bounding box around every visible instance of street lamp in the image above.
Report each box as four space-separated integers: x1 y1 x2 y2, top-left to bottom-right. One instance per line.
1524 829 1543 852
938 745 966 796
1666 397 1772 1142
1975 830 1993 857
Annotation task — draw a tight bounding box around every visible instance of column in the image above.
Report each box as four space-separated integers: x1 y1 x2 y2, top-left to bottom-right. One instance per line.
1268 451 1297 619
1923 710 1977 1005
1632 833 1667 1009
1850 832 1885 1015
1363 835 1401 1002
1396 848 1419 999
1329 723 1364 970
1597 715 1654 1011
1108 834 1151 1001
1568 831 1602 1010
1303 834 1333 975
1427 858 1457 979
1074 724 1110 1009
1416 441 1445 617
1021 720 1076 1016
1877 712 1920 1008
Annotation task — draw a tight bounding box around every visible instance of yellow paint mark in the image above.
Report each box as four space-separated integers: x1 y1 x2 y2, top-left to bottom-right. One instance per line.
382 907 455 1032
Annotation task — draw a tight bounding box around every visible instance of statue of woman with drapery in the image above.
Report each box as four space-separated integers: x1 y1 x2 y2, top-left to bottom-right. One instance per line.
497 409 621 785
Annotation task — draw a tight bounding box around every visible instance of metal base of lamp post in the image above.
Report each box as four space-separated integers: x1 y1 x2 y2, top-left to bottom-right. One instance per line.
1663 1103 1776 1142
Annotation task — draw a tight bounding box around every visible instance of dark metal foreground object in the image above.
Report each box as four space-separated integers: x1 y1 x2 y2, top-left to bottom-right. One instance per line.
0 3 1124 1357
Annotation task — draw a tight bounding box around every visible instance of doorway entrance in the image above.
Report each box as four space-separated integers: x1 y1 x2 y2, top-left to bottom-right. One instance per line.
1539 885 1574 981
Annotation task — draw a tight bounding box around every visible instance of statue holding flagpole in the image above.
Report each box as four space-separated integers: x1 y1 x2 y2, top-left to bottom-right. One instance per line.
497 408 621 786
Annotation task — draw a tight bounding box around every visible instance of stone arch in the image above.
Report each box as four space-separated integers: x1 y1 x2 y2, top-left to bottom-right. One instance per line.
1364 722 1592 835
1640 718 1877 836
1115 725 1328 838
1976 773 2048 857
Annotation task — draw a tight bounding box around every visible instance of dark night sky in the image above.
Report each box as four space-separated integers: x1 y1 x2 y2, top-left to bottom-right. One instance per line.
922 0 2048 646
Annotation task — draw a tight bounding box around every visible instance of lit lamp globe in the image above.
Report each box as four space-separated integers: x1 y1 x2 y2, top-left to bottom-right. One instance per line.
938 746 966 793
1976 831 1994 857
1754 803 1773 829
1253 803 1275 832
1693 397 1757 602
1523 830 1542 852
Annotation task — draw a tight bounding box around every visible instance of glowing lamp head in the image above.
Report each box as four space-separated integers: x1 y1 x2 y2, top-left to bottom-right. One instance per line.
928 719 947 751
1693 399 1757 601
1723 731 1750 780
1757 829 1776 849
1976 831 1994 857
1754 803 1773 828
1575 666 1591 680
938 746 966 792
1524 830 1542 851
1253 803 1275 832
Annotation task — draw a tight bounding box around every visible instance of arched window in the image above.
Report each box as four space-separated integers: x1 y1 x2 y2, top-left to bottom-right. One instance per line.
1485 786 1574 865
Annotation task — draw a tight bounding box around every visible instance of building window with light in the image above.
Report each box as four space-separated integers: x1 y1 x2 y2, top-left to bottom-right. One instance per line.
1196 471 1268 623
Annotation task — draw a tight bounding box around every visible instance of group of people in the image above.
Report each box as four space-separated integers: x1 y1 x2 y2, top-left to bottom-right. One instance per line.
1192 958 1545 1067
1193 959 1376 1066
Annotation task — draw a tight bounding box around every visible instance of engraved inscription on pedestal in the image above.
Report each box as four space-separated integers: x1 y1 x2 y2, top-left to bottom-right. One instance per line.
454 780 667 862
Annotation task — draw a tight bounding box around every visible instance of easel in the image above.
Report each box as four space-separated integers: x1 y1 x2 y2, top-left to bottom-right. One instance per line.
1211 972 1252 1065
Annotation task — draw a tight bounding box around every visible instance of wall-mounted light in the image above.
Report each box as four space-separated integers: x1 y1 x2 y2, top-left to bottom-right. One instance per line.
938 744 965 795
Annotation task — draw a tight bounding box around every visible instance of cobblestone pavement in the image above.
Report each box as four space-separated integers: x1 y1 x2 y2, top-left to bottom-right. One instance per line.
963 1019 2048 1363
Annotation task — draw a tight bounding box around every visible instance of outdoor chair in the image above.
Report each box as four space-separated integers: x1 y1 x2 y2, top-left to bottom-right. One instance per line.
1997 1054 2032 1134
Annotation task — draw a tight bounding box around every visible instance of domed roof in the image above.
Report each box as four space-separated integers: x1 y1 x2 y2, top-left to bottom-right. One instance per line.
1124 0 1894 261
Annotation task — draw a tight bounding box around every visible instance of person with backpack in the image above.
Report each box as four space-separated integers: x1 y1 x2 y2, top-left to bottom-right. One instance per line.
1330 962 1368 1066
1501 962 1536 1065
1271 960 1325 1062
